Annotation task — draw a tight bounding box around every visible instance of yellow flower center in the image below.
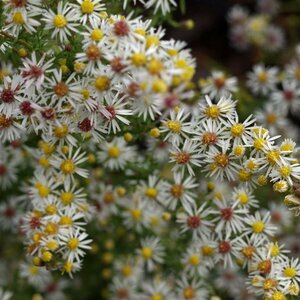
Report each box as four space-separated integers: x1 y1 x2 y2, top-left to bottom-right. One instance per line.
170 184 184 198
60 159 75 174
257 71 268 83
231 123 245 137
131 52 147 66
13 11 24 25
54 125 69 139
141 247 153 259
130 209 142 220
252 221 265 233
167 120 182 133
60 191 74 205
214 153 229 168
145 187 158 199
183 287 195 299
90 29 103 42
263 278 277 290
279 165 291 178
266 150 280 165
189 254 200 266
81 0 94 14
284 267 297 278
205 105 220 119
45 204 57 215
35 182 50 198
53 15 67 28
152 79 167 93
253 138 266 151
238 169 252 182
108 146 120 158
151 294 163 300
146 35 160 48
44 222 58 235
60 216 73 225
68 238 79 250
271 291 286 300
266 113 277 124
201 245 214 256
94 76 110 91
238 193 248 205
121 265 132 277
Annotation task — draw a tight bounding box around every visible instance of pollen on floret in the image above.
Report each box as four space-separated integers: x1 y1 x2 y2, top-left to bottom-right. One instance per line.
130 209 142 220
263 278 278 291
257 175 268 186
53 15 67 28
35 182 50 198
45 204 57 215
238 169 252 182
253 137 267 151
273 180 288 193
283 267 297 278
183 287 195 299
146 36 160 48
121 265 132 277
86 44 101 61
202 132 218 145
201 245 214 256
13 11 24 25
41 251 53 262
54 125 69 139
258 259 272 274
68 238 79 250
205 105 220 119
145 187 158 199
152 79 167 93
94 76 110 91
151 294 163 300
270 291 286 300
214 153 229 168
131 52 147 67
257 71 268 83
141 247 153 259
238 193 249 205
90 29 103 42
279 165 291 178
167 120 182 133
60 216 73 225
189 254 200 266
252 221 265 233
150 128 160 138
60 159 76 174
187 216 201 228
231 123 245 137
175 151 190 164
44 222 59 235
81 0 94 14
107 146 120 158
242 246 256 259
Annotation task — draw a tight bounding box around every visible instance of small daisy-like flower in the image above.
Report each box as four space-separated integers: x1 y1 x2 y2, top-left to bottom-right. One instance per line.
59 229 92 263
141 280 174 300
20 52 54 92
181 245 208 277
161 108 192 146
72 0 104 27
204 140 239 181
169 139 202 176
176 275 208 300
98 137 134 170
199 95 237 123
247 64 278 95
212 198 248 235
232 186 259 209
201 70 238 99
50 147 88 189
243 211 277 243
137 236 165 271
177 202 213 239
102 92 132 134
42 2 79 43
158 172 197 210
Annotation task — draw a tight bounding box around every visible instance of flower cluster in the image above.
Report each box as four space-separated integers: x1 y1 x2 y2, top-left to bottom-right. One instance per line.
228 0 284 52
1 0 300 299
